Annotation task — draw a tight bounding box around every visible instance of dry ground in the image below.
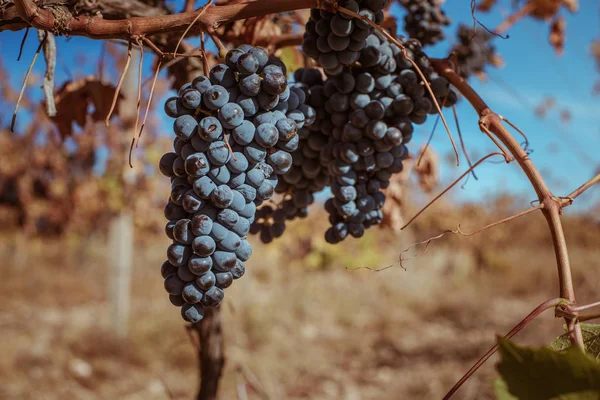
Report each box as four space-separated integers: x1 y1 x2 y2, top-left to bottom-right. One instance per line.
0 203 599 400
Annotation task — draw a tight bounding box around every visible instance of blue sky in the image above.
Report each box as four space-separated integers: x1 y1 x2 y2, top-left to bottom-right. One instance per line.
0 0 598 209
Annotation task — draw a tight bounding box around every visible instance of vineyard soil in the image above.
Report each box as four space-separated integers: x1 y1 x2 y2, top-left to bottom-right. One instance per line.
1 201 598 400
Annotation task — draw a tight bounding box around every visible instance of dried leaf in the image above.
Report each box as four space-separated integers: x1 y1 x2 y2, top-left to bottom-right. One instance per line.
549 17 566 56
477 0 498 12
415 146 440 193
51 76 123 139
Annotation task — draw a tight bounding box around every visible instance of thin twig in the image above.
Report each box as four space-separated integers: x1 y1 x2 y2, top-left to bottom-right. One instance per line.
401 152 504 230
39 29 56 117
562 173 600 204
17 27 30 61
457 205 543 236
443 298 566 400
417 96 447 167
105 40 133 127
129 38 144 168
137 57 162 146
11 32 46 132
453 104 478 180
174 0 214 58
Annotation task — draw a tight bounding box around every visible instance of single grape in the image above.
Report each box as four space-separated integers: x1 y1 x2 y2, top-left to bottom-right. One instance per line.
203 85 230 110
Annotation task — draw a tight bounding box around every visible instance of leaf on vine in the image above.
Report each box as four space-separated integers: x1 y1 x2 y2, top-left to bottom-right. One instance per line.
278 47 303 75
552 324 600 358
496 338 600 400
549 17 566 56
494 379 518 400
51 76 123 139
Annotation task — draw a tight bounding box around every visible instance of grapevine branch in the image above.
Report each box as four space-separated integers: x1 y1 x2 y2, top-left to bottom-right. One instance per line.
430 57 587 394
11 0 319 40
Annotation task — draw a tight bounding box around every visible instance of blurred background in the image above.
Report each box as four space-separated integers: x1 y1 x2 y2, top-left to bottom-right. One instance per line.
0 0 599 399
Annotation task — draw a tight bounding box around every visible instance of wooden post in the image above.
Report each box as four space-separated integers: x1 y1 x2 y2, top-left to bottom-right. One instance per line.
107 47 139 338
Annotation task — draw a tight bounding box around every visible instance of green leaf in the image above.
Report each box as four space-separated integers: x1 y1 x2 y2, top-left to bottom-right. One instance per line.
495 379 519 400
497 338 600 400
552 324 600 358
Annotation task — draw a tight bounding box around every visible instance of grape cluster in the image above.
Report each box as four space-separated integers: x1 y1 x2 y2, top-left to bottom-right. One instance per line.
250 68 330 243
399 0 451 46
303 0 389 75
159 45 315 322
316 31 458 243
451 25 498 79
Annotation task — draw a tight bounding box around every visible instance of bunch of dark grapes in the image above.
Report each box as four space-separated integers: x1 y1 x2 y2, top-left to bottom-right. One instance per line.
451 24 498 79
302 0 389 75
399 0 451 46
250 68 329 243
319 31 458 243
159 45 315 322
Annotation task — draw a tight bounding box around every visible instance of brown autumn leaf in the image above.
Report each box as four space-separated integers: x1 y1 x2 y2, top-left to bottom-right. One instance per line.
549 17 566 56
50 76 122 139
414 146 440 194
477 0 498 12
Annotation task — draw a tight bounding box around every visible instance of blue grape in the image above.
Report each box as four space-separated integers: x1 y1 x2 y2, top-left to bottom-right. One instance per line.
161 261 177 279
210 222 229 242
193 176 217 199
209 64 236 87
246 168 266 188
217 209 239 229
228 172 246 189
239 74 261 97
189 256 213 275
170 294 186 307
257 91 280 110
159 152 177 177
207 141 232 166
267 150 292 174
243 143 267 164
192 75 212 93
217 231 241 251
226 48 245 69
174 115 197 140
255 124 279 148
215 272 233 289
262 71 287 95
232 217 251 237
181 88 202 109
167 243 192 266
181 303 204 323
201 286 224 307
232 120 255 145
229 190 246 214
237 53 259 75
196 271 216 291
211 185 234 208
235 240 252 261
198 117 223 142
240 202 256 219
182 283 204 304
248 47 269 71
192 235 216 257
208 165 230 185
236 184 257 203
164 273 186 295
212 251 237 272
203 85 230 110
173 219 192 244
256 181 274 202
236 95 259 117
275 118 297 141
185 153 210 177
219 102 245 129
227 152 249 174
